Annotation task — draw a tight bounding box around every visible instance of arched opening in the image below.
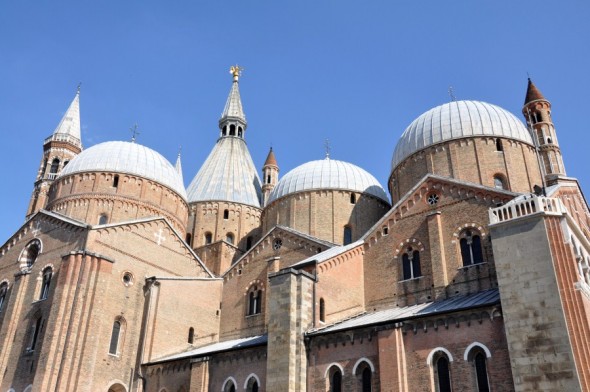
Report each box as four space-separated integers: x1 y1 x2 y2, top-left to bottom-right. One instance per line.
353 359 374 392
188 327 194 344
40 267 53 300
113 175 120 188
226 233 234 245
204 232 212 245
319 298 325 322
222 378 237 392
245 375 260 392
0 282 8 312
50 158 60 174
229 124 236 136
401 247 421 280
238 127 243 137
246 236 253 250
460 230 484 266
493 175 506 190
248 286 262 315
350 193 356 204
474 352 490 392
20 240 41 269
99 214 108 225
63 160 69 167
343 226 352 245
223 209 229 219
267 174 271 184
222 125 227 136
107 383 127 392
27 316 42 351
362 367 372 392
109 319 122 355
185 233 192 246
435 355 452 392
329 367 342 392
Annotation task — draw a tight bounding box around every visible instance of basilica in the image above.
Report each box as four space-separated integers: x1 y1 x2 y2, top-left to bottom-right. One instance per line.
1 67 590 392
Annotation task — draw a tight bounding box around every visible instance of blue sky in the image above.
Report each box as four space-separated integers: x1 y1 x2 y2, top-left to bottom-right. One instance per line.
1 1 589 241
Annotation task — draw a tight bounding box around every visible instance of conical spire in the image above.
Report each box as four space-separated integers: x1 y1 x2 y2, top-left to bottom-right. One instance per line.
264 147 278 167
175 150 184 184
219 65 247 131
524 78 546 105
53 88 81 141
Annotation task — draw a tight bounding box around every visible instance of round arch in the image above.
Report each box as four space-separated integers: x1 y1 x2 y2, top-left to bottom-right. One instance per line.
107 381 128 392
426 347 454 366
463 342 492 361
352 357 376 374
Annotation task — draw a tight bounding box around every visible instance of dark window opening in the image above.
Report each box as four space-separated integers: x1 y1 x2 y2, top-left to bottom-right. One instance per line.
205 232 212 244
248 287 262 315
185 233 192 246
28 317 42 351
250 381 258 392
22 241 41 268
0 283 8 313
331 369 342 392
475 352 490 392
343 226 352 245
246 236 253 250
267 175 271 184
50 158 60 174
547 137 552 144
493 175 505 190
113 175 119 188
495 138 503 152
223 209 229 219
99 215 108 225
226 233 234 245
319 298 325 322
40 268 52 300
350 193 356 204
436 356 452 392
402 248 421 280
109 320 121 355
222 126 227 136
238 127 243 137
63 160 69 167
460 230 484 266
188 327 194 344
362 367 372 392
230 124 236 136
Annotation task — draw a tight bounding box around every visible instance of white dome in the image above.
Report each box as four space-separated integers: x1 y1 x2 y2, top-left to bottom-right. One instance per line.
59 141 187 199
391 100 533 171
268 158 389 204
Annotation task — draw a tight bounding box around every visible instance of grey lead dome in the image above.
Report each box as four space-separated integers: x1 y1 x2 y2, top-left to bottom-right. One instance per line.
391 100 534 171
59 141 187 199
267 158 389 204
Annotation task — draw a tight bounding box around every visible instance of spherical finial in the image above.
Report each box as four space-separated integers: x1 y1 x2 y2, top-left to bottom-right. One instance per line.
230 65 243 82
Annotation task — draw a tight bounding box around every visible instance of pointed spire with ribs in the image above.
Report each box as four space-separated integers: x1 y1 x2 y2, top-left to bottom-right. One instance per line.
524 78 546 105
219 65 247 139
52 87 81 145
175 149 184 184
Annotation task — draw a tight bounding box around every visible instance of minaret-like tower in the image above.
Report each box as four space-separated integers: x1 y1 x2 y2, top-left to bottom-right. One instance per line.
262 147 279 206
26 89 82 218
219 65 247 139
522 78 566 184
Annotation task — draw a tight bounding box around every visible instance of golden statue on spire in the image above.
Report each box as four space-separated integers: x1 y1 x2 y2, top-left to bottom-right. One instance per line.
230 65 243 82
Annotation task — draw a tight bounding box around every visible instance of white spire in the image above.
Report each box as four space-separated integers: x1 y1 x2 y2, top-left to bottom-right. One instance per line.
53 88 81 141
220 65 246 122
175 150 184 185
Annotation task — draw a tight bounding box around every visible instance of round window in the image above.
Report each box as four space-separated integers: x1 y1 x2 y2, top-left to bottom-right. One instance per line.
426 193 440 206
273 238 283 250
122 272 134 286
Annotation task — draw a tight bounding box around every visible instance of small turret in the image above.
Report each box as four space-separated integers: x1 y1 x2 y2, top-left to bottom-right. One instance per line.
219 65 247 139
26 88 83 218
262 147 279 206
522 78 566 184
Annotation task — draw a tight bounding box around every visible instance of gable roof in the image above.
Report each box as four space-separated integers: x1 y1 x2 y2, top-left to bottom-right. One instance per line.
291 239 364 268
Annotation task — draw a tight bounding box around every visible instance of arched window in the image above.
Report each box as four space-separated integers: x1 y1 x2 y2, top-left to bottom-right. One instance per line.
63 160 69 167
223 209 229 219
185 233 192 246
495 138 503 152
188 327 194 344
226 233 234 245
330 368 342 392
20 240 41 269
0 282 8 312
350 193 356 204
319 298 326 322
246 236 253 250
245 375 260 392
229 124 236 136
50 158 60 174
222 378 237 392
238 127 243 137
113 175 119 188
40 267 52 300
109 320 122 355
222 125 227 136
361 367 372 392
267 175 271 184
343 226 352 245
99 214 108 225
401 246 421 280
474 352 490 392
27 316 42 351
204 232 212 245
353 359 374 392
435 355 452 392
248 286 262 315
107 383 127 392
493 175 506 190
460 230 484 266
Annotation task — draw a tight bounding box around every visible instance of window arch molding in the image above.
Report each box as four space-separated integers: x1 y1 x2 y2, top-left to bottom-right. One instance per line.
463 342 492 361
452 224 486 243
323 362 344 378
38 265 54 300
221 376 237 392
243 373 261 389
245 282 264 316
352 357 375 374
106 380 128 392
393 238 425 260
426 347 454 366
18 239 43 270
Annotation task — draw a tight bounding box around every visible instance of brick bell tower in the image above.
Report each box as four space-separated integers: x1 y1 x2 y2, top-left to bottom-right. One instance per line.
261 147 279 206
26 88 82 218
522 78 566 185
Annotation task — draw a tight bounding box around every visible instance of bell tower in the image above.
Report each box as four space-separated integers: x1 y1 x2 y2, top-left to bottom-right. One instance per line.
262 147 279 206
522 78 566 184
26 88 82 218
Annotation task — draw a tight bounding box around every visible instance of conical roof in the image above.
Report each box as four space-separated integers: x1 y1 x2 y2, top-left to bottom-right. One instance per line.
264 147 278 167
524 78 546 105
220 71 246 122
53 90 81 141
186 137 262 207
175 152 184 185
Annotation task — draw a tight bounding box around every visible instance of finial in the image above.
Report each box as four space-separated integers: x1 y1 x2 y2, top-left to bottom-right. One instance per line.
230 65 243 82
527 71 531 81
130 123 140 143
76 82 81 95
448 86 456 101
324 139 331 159
177 145 182 158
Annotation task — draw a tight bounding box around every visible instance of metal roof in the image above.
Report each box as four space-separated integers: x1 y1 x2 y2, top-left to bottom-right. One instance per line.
291 240 364 268
307 289 500 336
59 141 187 199
220 79 246 122
186 137 262 207
391 101 533 171
149 334 267 364
52 90 81 142
268 158 389 204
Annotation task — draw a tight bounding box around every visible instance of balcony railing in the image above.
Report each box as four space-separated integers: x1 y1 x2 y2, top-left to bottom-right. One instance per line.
489 196 566 224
